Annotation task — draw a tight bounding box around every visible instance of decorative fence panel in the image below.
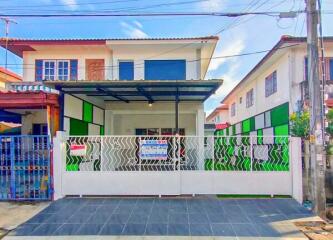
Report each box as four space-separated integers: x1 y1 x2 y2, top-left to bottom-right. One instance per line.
53 134 301 200
64 135 290 172
0 135 51 200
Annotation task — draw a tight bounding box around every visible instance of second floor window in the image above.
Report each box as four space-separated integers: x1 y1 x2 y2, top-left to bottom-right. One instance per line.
265 71 277 97
144 60 186 80
231 103 236 117
36 59 78 81
119 61 134 80
246 88 254 108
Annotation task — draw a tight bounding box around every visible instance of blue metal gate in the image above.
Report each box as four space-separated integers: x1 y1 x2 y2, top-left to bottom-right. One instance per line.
0 135 51 200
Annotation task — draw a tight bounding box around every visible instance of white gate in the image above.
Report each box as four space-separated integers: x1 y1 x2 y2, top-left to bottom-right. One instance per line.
53 134 302 202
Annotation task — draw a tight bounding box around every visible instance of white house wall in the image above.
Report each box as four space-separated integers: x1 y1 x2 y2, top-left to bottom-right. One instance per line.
22 45 202 82
111 46 199 80
21 110 47 135
23 46 112 82
229 52 290 124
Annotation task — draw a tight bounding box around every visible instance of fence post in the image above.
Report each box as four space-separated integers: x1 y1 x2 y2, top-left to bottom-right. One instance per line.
100 136 104 171
250 136 253 171
212 136 215 171
53 131 66 200
290 137 303 204
10 136 16 199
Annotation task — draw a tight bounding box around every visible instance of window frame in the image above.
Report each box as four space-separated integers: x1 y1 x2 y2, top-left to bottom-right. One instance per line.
57 60 70 81
231 102 236 117
42 59 71 81
246 88 254 108
43 60 56 81
119 60 134 80
265 71 277 97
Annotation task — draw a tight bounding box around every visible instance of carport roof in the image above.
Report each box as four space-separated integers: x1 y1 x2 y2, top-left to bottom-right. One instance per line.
44 80 222 102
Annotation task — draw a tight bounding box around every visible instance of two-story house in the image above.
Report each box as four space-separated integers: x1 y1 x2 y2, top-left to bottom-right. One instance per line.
1 37 221 138
214 35 333 138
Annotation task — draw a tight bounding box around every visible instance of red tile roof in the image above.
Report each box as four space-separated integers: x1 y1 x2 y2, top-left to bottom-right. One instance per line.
0 67 22 82
0 36 219 57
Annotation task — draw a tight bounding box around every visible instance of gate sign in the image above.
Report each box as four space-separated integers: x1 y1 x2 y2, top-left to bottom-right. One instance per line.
70 144 87 156
139 140 168 160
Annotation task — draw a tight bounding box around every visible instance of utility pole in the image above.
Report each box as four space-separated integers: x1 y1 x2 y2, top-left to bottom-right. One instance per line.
0 17 17 70
306 0 326 214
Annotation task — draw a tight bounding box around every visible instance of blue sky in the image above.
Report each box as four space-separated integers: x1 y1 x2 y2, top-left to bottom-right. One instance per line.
1 0 332 114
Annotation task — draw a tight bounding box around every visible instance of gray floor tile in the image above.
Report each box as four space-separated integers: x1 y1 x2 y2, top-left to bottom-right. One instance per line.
255 223 282 237
31 223 62 236
211 223 236 236
168 223 190 236
128 213 149 224
95 205 117 214
148 212 169 223
169 205 187 213
66 213 92 224
9 224 40 236
145 224 168 235
86 212 111 224
99 224 124 235
114 205 134 214
108 214 130 224
76 223 104 235
169 213 188 223
208 213 229 223
122 223 146 235
26 213 53 224
232 223 260 237
78 205 99 214
188 213 209 224
53 224 81 235
190 224 212 236
85 198 106 205
228 213 251 223
223 205 243 214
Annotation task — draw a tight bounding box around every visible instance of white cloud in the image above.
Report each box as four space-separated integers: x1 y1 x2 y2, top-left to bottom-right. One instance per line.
133 20 143 29
121 21 149 38
60 0 78 10
211 61 241 100
199 0 225 11
208 38 245 72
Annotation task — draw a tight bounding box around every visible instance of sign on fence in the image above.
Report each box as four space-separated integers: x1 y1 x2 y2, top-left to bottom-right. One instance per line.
139 139 168 160
70 144 87 156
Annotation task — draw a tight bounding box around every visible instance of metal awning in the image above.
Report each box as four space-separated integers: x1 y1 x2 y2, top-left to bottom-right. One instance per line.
44 80 222 103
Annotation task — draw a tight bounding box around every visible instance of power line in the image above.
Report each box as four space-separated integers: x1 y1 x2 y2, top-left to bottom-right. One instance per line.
0 43 299 71
0 11 305 18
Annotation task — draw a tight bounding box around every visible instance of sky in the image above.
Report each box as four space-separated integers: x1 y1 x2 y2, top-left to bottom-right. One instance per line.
0 0 333 114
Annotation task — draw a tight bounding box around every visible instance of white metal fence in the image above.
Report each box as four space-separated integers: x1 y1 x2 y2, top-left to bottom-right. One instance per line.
64 135 290 172
53 134 302 201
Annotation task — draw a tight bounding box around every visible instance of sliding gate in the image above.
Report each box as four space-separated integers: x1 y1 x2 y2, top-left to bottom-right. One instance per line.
0 135 51 200
56 135 301 199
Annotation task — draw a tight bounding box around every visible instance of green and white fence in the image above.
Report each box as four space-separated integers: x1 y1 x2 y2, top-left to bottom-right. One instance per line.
52 133 302 202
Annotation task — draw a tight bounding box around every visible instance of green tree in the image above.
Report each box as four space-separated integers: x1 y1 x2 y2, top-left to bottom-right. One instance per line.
290 111 310 138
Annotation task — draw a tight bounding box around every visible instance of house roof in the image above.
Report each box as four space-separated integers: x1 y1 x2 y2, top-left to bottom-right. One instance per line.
221 35 333 104
0 36 219 57
0 90 58 108
44 79 222 103
0 67 22 82
206 104 228 121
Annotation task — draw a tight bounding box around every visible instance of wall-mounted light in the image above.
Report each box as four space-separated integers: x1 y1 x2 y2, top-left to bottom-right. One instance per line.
148 101 153 107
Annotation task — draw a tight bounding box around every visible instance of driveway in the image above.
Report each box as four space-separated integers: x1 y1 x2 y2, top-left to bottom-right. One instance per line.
5 197 314 239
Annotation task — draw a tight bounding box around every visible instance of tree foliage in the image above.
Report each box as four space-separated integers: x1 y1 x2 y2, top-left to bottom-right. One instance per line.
290 111 310 138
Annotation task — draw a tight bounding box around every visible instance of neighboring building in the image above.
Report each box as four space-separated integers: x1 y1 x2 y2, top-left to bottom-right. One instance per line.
215 35 333 138
0 67 22 89
0 37 221 137
206 104 229 124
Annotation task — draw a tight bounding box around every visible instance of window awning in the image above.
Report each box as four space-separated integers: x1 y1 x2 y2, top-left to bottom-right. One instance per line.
44 80 223 102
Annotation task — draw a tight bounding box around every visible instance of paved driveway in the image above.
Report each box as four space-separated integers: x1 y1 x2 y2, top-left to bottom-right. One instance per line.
7 197 312 239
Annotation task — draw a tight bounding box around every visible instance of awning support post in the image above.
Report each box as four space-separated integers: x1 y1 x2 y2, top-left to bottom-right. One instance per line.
175 89 179 134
